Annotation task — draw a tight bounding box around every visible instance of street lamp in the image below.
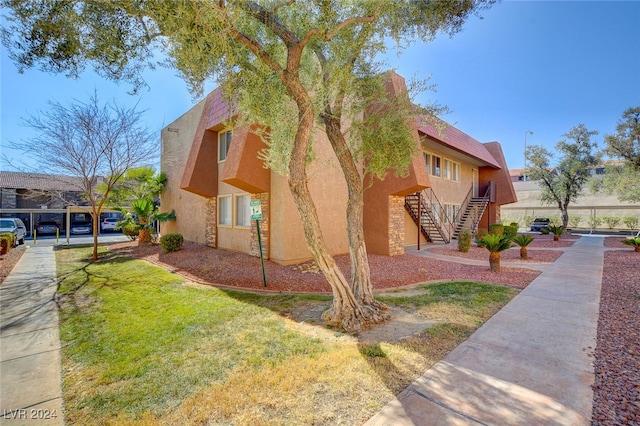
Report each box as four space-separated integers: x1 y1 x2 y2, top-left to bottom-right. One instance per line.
524 130 533 181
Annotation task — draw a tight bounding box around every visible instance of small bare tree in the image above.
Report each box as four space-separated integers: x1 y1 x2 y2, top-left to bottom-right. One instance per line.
10 93 157 260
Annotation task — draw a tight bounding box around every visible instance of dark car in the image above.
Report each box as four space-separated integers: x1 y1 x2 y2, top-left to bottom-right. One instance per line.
530 218 551 232
36 221 59 235
70 222 92 235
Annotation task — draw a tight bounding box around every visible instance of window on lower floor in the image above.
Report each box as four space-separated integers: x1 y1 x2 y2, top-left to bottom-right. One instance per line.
236 194 251 227
218 195 232 226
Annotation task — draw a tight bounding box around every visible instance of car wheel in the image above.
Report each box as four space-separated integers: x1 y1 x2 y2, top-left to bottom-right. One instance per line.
19 237 24 245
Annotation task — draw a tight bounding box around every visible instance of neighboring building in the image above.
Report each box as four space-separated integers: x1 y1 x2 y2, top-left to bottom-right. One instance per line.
0 171 86 209
160 72 516 265
0 171 118 235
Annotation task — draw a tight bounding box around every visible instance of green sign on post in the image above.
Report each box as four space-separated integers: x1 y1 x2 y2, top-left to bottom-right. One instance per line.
250 200 267 286
250 199 263 220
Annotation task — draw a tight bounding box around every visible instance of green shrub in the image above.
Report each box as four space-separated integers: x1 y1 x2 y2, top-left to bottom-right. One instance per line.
0 233 14 254
458 229 472 253
476 228 489 240
623 216 639 230
121 223 139 241
504 225 518 239
489 223 504 235
160 233 184 252
588 217 602 229
540 227 550 235
568 215 582 228
602 216 621 229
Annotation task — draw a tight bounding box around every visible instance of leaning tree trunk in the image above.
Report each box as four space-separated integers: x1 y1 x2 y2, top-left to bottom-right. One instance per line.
489 252 501 272
322 113 389 323
284 75 372 332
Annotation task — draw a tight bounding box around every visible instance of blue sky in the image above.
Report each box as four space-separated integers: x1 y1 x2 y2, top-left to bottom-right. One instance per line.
2 1 639 171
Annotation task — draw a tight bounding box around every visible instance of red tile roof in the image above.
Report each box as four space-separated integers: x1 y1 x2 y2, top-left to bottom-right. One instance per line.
417 116 502 169
0 171 84 192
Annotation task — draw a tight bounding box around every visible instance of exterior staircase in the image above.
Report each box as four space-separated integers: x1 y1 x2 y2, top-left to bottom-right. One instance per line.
452 195 490 239
405 185 492 244
404 189 453 244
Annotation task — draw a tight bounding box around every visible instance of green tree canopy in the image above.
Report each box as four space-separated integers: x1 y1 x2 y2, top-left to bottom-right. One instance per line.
525 124 601 229
596 106 640 202
2 0 494 331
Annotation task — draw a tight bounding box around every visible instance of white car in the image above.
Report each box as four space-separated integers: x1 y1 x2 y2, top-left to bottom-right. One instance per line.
0 218 27 246
101 218 120 232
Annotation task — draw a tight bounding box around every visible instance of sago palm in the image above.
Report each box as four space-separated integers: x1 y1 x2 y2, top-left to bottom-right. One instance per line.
621 237 640 252
512 234 535 260
477 234 514 272
548 224 565 241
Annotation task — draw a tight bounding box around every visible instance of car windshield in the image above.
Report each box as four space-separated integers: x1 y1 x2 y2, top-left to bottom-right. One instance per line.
0 220 14 227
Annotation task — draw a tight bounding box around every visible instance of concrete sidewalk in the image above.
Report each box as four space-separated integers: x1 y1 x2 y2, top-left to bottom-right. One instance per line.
0 246 63 425
366 236 604 425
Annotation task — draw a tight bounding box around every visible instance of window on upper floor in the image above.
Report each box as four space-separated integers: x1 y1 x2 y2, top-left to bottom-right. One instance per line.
431 155 441 177
219 130 232 162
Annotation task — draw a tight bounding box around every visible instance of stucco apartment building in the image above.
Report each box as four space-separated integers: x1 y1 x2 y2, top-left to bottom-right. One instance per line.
160 72 516 265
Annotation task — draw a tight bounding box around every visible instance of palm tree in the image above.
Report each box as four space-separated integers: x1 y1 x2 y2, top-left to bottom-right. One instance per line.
512 234 535 260
120 199 175 244
477 234 514 272
110 169 176 243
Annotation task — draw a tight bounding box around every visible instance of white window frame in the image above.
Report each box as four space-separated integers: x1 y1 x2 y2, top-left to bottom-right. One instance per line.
235 194 251 228
218 129 232 162
431 155 441 178
218 195 232 227
424 152 432 175
443 159 451 180
452 162 460 182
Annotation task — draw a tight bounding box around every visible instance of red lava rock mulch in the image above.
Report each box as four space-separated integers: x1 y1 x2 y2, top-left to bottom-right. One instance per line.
428 243 564 263
0 245 26 284
591 245 640 425
109 240 541 293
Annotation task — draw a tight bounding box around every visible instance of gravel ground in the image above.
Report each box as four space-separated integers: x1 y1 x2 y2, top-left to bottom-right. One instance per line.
108 240 540 292
591 237 640 425
0 235 637 423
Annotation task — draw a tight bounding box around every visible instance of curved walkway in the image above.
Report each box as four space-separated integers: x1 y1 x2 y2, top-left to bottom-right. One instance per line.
366 235 604 425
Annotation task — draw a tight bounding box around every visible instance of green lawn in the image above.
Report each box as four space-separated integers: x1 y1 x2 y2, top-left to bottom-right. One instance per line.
56 246 517 425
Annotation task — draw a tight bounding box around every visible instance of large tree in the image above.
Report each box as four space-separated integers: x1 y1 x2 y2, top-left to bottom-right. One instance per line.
2 1 492 331
525 124 600 229
8 93 157 260
598 107 640 202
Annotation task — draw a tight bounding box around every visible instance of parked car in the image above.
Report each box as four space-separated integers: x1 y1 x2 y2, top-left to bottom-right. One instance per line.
70 222 92 235
101 218 120 232
0 218 27 246
36 221 59 235
530 218 551 232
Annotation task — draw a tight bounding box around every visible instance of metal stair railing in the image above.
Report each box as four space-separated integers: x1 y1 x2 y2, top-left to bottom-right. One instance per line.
470 185 492 234
420 188 454 243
